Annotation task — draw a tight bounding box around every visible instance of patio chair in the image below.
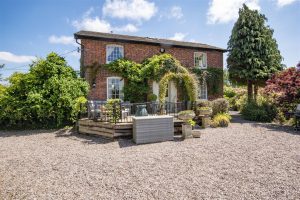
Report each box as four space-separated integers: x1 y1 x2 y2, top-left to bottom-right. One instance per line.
87 100 101 120
121 101 131 119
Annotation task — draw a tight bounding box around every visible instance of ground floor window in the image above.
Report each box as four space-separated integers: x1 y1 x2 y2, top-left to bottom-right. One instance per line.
107 77 124 100
199 81 207 100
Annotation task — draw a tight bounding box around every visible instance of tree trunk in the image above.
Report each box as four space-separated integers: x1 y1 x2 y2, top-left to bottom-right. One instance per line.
247 80 253 102
254 84 258 103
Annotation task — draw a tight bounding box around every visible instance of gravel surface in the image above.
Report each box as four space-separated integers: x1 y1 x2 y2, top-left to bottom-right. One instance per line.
0 114 300 199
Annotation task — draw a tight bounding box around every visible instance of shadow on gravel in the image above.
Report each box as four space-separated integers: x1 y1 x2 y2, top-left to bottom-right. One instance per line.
251 123 300 135
230 111 300 136
55 129 113 145
0 129 57 138
117 136 184 148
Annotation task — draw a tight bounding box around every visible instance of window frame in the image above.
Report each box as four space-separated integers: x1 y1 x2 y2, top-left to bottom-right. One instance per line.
106 44 124 64
198 81 208 100
106 76 124 100
194 52 207 69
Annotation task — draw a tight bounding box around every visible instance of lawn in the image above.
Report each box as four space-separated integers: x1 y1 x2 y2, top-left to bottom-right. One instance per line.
0 114 299 199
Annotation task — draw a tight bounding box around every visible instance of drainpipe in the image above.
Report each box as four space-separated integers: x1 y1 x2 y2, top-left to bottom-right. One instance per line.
76 38 85 78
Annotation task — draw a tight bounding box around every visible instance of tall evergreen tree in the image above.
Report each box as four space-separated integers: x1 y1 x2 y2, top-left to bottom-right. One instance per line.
227 4 282 102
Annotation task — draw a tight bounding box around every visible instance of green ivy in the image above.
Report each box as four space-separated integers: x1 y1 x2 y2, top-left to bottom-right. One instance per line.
99 54 199 103
105 59 148 102
193 67 223 95
141 54 189 81
158 72 198 104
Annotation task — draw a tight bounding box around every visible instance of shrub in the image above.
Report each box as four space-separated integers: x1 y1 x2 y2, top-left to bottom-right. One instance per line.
264 67 300 114
187 119 196 126
147 93 157 101
0 84 5 96
0 53 89 129
211 113 231 128
211 98 229 116
235 94 247 111
224 86 247 111
241 101 277 122
105 99 121 123
224 86 237 98
275 110 286 125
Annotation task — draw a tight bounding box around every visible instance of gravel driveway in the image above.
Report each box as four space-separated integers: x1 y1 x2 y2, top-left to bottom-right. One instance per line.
0 114 299 199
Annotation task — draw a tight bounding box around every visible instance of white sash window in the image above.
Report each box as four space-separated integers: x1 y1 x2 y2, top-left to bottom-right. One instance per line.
194 52 207 69
107 77 124 100
106 45 124 64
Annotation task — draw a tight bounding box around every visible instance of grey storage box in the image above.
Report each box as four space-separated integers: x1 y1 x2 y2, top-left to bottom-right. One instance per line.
132 116 174 144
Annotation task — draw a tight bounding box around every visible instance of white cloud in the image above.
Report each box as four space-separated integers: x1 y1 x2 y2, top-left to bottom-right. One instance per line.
114 24 139 32
169 6 183 19
72 17 112 32
49 35 74 45
207 0 260 24
169 33 187 41
277 0 298 7
72 8 139 33
0 52 35 63
103 0 157 21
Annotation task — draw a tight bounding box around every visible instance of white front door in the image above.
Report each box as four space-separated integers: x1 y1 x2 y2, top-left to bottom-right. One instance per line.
152 81 177 103
168 81 177 102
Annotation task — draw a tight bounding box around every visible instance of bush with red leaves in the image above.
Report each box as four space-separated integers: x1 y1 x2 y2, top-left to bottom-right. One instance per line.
264 67 300 113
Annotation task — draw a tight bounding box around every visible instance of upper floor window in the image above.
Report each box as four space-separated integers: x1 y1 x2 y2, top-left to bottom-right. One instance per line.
106 45 124 64
194 52 207 69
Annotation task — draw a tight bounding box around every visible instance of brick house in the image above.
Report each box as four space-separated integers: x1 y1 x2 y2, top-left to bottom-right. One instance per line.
74 31 226 102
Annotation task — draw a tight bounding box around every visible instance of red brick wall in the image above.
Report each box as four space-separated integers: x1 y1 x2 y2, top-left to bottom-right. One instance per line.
81 39 224 100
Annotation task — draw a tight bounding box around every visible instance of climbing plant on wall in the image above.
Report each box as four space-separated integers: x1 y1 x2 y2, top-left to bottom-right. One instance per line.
105 59 148 103
158 72 198 104
193 67 223 96
98 54 199 103
141 54 189 81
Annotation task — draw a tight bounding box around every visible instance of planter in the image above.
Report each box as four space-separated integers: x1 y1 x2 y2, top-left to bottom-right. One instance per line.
178 112 195 121
182 124 193 139
201 116 211 128
192 129 202 138
198 109 212 116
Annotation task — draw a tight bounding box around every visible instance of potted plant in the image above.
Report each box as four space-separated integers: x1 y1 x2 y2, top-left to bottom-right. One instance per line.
148 93 157 103
178 110 195 139
197 106 212 116
178 110 195 121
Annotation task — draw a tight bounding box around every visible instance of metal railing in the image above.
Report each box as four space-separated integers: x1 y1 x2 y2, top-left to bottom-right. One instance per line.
79 101 196 124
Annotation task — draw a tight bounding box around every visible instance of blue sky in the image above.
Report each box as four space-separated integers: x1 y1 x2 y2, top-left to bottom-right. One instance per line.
0 0 299 82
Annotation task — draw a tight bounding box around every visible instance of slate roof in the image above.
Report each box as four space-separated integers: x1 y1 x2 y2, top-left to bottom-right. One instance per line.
74 31 226 52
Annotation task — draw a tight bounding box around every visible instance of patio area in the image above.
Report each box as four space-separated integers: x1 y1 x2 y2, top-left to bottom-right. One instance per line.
0 113 299 199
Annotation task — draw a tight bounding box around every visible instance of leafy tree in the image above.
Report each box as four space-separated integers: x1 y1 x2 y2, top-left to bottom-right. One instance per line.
227 4 282 102
264 67 300 113
0 64 4 81
0 84 5 96
0 52 89 129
